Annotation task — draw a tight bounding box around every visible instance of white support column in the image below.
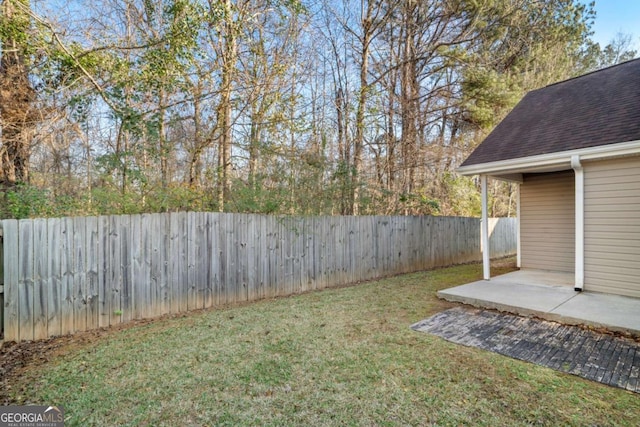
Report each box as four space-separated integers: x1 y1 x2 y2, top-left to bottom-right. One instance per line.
516 183 521 268
571 155 584 291
481 174 490 280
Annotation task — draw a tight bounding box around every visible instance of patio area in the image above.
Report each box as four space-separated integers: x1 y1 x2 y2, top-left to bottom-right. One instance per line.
437 270 640 336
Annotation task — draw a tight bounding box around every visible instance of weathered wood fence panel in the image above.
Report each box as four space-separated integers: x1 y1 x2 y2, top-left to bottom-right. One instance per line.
488 217 515 259
2 214 516 342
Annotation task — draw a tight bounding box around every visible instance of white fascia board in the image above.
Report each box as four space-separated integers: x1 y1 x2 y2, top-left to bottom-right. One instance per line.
457 139 640 176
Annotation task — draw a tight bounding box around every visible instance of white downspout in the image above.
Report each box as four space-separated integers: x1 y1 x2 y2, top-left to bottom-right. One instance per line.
481 174 490 280
516 183 521 268
571 155 584 291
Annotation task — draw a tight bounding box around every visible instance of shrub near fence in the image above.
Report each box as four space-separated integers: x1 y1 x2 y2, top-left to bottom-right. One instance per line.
1 213 516 342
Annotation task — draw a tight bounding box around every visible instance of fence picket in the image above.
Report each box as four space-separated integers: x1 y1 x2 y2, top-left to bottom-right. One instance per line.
245 215 257 301
86 216 99 330
18 220 34 341
97 216 110 327
203 213 213 309
256 215 265 299
60 218 74 336
73 217 87 332
265 216 276 298
120 216 132 323
3 220 19 341
191 213 202 309
33 218 47 340
149 214 160 317
108 215 122 326
198 212 210 309
178 212 189 312
235 214 245 302
168 213 181 313
145 214 156 317
46 218 61 337
131 215 143 320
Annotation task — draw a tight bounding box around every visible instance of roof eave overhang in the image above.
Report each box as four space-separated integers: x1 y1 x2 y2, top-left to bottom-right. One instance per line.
457 139 640 178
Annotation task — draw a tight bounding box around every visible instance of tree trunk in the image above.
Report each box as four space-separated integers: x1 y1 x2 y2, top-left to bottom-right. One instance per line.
159 87 169 194
353 0 373 216
248 103 262 192
216 0 237 212
399 0 420 200
188 91 203 186
334 87 350 215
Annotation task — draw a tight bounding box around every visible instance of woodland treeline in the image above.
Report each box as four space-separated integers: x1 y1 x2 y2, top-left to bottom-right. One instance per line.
0 0 636 218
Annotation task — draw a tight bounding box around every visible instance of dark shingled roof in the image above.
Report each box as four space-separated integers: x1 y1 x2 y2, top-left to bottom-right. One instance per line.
461 58 640 167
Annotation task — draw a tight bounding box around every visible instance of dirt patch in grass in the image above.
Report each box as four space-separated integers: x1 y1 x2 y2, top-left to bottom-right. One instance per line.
3 259 640 426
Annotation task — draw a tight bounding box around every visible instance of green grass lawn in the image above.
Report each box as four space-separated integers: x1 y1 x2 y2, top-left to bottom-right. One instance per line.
7 260 640 426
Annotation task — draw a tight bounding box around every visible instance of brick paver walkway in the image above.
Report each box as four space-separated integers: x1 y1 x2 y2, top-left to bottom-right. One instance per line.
411 306 640 393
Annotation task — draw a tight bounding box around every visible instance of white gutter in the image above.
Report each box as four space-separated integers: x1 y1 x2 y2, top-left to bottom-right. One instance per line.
457 139 640 176
571 155 584 291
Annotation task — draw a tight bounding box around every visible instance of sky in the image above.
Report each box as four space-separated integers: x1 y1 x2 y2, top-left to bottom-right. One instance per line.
586 0 640 49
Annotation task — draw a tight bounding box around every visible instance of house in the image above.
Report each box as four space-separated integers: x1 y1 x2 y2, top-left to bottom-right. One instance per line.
457 58 640 298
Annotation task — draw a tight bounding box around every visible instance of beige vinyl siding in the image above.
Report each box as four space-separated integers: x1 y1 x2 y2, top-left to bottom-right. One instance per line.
520 171 575 272
584 156 640 298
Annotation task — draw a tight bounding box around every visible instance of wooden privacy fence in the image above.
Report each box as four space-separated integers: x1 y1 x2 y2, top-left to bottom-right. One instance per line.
1 213 516 342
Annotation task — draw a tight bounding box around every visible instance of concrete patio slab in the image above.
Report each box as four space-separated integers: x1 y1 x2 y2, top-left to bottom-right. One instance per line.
551 292 640 334
437 269 640 336
438 278 577 315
